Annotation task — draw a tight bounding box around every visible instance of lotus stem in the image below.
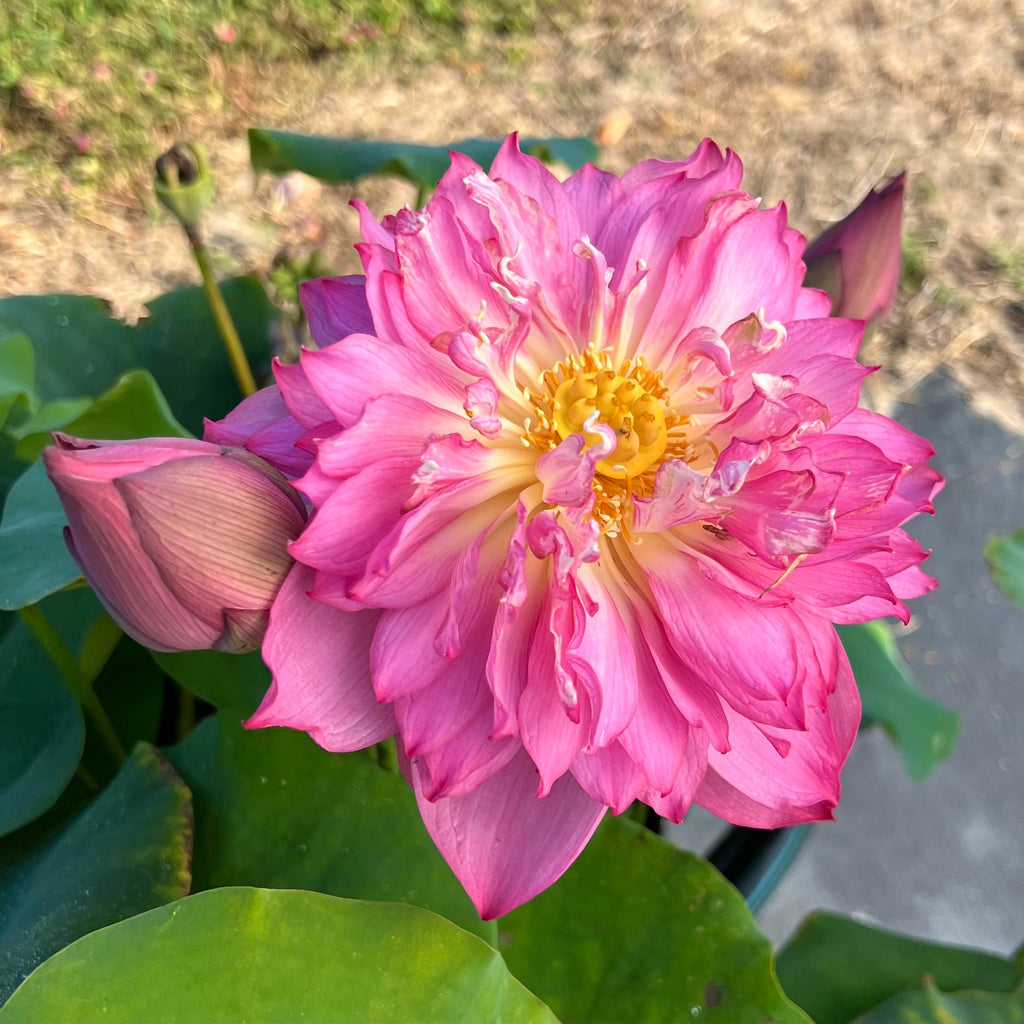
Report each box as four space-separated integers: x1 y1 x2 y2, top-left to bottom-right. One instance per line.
185 223 257 398
18 603 127 765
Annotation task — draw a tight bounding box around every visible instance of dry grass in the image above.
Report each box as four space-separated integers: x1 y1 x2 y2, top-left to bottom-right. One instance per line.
1 0 1021 428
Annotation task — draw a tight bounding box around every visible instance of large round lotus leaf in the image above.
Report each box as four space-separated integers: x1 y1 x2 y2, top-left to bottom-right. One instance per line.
0 887 557 1024
500 815 807 1024
0 743 192 1003
165 714 493 944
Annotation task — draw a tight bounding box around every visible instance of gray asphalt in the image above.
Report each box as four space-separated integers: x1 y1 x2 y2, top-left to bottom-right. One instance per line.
667 370 1024 957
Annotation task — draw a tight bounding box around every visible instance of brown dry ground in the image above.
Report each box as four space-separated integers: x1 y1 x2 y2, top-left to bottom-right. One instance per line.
1 0 1021 430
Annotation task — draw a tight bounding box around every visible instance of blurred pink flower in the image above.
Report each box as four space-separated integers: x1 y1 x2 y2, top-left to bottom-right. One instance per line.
73 134 91 154
209 136 941 918
92 63 112 80
44 435 306 653
141 68 159 87
213 20 237 43
804 173 906 325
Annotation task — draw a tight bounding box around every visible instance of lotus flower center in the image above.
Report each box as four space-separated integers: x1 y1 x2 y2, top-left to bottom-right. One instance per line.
524 348 679 481
551 368 668 478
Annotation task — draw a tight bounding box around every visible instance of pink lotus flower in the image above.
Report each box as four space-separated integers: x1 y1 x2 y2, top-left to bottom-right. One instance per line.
209 136 941 918
44 435 307 653
804 173 906 325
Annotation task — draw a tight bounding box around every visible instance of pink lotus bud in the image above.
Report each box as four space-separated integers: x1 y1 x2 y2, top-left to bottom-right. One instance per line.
804 172 905 325
42 434 307 654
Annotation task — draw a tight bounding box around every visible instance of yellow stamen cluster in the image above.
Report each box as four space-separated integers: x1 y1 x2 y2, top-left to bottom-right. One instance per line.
522 347 699 534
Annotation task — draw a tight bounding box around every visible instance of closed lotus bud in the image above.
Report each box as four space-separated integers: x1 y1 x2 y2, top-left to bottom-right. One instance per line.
804 172 905 326
42 434 307 653
154 142 216 228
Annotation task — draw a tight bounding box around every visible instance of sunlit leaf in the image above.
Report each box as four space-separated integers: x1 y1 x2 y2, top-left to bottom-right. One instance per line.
0 887 556 1023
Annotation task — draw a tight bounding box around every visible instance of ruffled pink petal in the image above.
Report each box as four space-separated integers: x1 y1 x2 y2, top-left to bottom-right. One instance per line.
393 199 510 342
641 724 710 823
415 726 519 802
619 137 730 190
661 200 806 335
486 502 545 736
290 456 419 581
300 335 464 428
357 244 433 348
518 584 591 795
599 149 742 279
616 633 697 795
272 359 335 430
632 459 720 534
696 636 860 827
462 152 583 339
837 406 937 465
635 533 843 730
352 476 520 608
571 742 645 814
203 390 313 480
390 540 502 756
568 565 638 750
409 745 607 919
202 385 287 445
247 563 395 750
300 275 374 345
314 394 469 482
535 427 614 507
395 533 522 800
792 286 834 320
563 162 626 240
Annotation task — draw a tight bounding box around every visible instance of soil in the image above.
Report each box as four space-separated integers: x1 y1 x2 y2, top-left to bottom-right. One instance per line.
1 0 1021 430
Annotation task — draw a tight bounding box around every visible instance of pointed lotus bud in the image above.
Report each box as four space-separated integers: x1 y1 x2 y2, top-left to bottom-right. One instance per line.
42 434 307 653
154 142 215 228
804 172 905 326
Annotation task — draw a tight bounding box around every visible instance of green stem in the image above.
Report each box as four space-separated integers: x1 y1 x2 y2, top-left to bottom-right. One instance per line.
75 761 101 792
374 737 399 774
18 604 127 764
177 687 196 741
185 223 257 398
627 800 649 826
